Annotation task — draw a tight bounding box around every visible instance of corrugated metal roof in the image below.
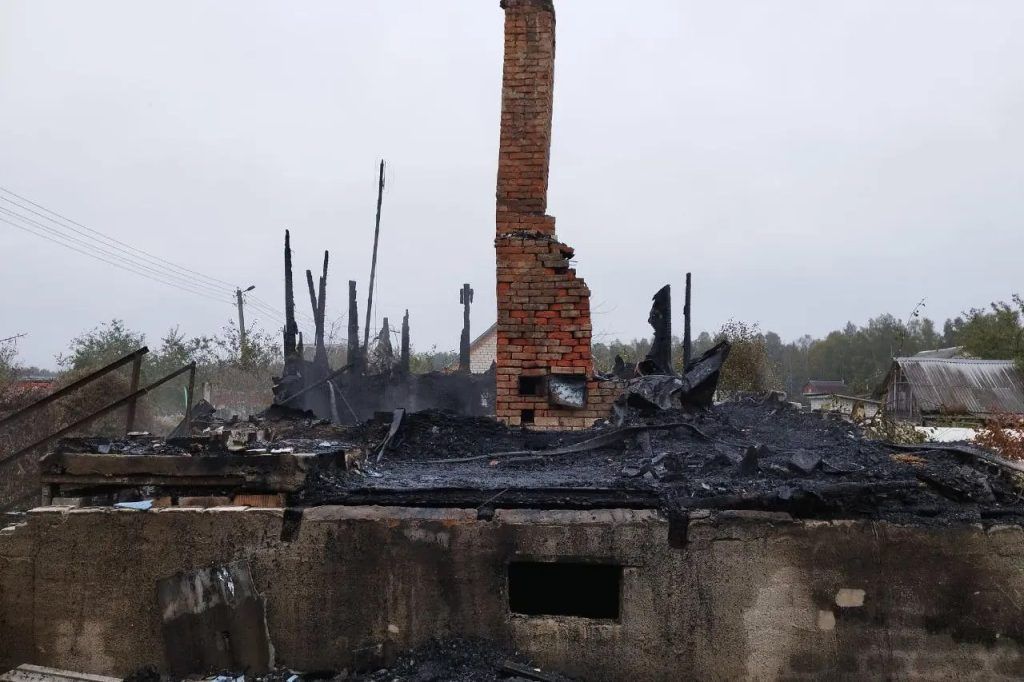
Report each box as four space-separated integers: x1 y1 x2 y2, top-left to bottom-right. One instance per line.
912 346 964 359
893 357 1024 416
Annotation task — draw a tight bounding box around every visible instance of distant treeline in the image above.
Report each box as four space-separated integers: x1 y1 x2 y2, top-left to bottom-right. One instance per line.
593 296 1024 400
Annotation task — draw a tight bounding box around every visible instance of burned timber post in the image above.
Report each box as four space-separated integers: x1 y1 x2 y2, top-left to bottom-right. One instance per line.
459 283 473 373
493 0 619 428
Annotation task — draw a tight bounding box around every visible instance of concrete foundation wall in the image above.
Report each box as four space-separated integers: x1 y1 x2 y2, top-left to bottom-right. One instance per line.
3 506 1024 680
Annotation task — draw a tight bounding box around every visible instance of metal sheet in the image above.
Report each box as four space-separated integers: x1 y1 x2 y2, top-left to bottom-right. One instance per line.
894 358 1024 417
548 374 587 408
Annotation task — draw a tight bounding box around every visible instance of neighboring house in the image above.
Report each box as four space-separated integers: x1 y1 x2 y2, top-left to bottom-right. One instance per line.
13 376 55 393
880 357 1024 424
912 347 965 360
807 393 881 420
803 378 878 420
447 323 497 374
469 323 497 374
802 380 850 397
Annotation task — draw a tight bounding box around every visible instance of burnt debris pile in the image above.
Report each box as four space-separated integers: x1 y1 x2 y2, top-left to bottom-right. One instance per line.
271 230 494 425
296 394 1024 526
353 638 575 682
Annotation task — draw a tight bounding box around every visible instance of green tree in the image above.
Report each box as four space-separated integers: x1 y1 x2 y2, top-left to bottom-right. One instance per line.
57 319 145 372
213 319 280 370
946 297 1024 367
714 320 778 396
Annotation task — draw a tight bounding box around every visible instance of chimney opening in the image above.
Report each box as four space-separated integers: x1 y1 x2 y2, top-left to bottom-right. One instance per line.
518 376 544 396
521 409 535 425
507 561 622 619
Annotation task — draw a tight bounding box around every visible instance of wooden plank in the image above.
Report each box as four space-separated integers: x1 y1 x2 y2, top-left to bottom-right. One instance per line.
0 665 121 682
232 493 286 508
313 487 662 510
38 452 325 492
40 475 247 488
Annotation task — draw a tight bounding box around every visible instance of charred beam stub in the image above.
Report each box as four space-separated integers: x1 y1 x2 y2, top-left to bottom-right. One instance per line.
683 272 692 371
371 317 394 374
459 283 473 373
316 251 329 367
400 309 410 375
305 251 330 371
283 230 298 361
347 280 361 373
639 285 672 376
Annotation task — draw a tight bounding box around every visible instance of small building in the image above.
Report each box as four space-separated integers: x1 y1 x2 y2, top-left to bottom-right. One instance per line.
802 379 850 397
13 375 55 392
807 393 881 420
468 323 497 373
447 323 497 374
880 357 1024 424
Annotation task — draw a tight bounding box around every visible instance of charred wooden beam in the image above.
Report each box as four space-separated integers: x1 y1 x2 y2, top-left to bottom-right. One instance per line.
400 309 410 375
363 160 386 352
283 230 298 360
640 284 673 375
459 283 473 373
347 280 361 372
305 250 330 370
369 317 394 373
683 272 692 371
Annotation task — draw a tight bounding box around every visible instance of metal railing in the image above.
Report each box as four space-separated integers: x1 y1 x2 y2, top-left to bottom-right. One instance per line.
0 348 196 509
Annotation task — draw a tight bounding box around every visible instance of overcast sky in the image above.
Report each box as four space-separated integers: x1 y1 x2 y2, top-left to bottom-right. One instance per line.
2 1 1023 368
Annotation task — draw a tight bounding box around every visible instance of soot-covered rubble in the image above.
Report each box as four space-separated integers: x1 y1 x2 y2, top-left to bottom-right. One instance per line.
45 383 1024 526
285 393 1024 527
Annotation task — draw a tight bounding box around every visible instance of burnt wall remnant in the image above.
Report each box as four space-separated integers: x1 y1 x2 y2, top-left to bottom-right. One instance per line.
494 0 619 428
6 507 1024 681
272 232 494 423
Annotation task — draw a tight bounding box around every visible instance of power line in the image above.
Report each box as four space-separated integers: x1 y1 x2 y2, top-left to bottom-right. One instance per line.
0 186 322 330
0 216 236 305
0 205 239 301
0 187 238 291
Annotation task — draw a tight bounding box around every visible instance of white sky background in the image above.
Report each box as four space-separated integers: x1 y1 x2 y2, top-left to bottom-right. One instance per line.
1 1 1022 368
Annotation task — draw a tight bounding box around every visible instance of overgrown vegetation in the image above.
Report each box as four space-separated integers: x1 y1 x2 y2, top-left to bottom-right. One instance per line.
863 415 927 445
976 414 1024 462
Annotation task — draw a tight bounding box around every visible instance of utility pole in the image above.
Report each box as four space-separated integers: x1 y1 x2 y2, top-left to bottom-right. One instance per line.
364 160 386 352
236 285 255 359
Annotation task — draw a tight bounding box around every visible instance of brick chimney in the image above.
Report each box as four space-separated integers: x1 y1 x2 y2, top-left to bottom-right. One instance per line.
494 0 618 428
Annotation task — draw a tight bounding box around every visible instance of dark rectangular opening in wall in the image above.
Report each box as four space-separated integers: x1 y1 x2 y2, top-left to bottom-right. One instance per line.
521 409 535 424
508 561 621 619
518 376 544 396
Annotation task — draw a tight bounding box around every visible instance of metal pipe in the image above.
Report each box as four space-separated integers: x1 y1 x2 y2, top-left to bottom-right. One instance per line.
0 347 149 430
125 355 143 435
0 362 196 469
